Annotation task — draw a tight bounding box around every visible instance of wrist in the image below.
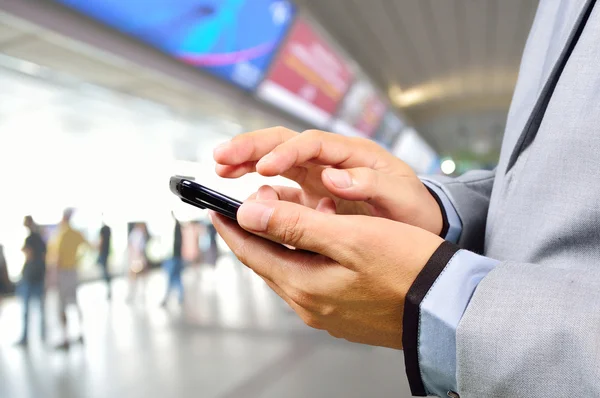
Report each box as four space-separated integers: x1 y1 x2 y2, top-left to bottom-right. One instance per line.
391 230 446 350
397 230 446 319
402 240 461 395
422 183 447 236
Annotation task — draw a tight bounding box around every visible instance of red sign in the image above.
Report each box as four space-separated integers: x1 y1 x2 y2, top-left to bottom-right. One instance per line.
332 80 387 138
355 95 387 137
258 18 353 127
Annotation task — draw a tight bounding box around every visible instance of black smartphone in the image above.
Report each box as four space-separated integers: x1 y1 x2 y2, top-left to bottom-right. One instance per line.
169 176 242 220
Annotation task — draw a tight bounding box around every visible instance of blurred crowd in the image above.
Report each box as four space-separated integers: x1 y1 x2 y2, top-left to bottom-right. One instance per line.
0 208 220 349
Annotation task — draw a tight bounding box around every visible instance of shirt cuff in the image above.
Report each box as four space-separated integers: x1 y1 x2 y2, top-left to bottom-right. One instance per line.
402 242 499 397
421 179 462 244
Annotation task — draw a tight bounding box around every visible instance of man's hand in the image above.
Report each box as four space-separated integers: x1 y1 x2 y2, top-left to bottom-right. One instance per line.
210 188 444 349
213 127 444 235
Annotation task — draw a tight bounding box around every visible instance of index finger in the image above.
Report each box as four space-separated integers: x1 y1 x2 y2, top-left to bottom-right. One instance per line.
255 130 389 177
213 126 297 166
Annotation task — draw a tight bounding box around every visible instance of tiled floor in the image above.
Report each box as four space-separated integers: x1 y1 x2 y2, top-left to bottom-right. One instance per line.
0 255 412 398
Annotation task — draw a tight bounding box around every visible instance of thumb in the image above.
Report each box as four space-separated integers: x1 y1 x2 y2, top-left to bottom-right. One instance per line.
322 167 399 204
237 200 353 260
321 167 444 235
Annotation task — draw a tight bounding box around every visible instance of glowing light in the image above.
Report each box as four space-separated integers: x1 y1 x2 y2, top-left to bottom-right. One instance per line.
441 159 456 175
388 68 520 108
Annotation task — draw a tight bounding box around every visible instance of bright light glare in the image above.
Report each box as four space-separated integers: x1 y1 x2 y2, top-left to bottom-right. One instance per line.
441 159 456 175
389 68 519 108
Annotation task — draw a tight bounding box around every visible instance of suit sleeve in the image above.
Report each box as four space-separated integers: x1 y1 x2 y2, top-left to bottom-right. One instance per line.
421 180 462 243
455 262 600 397
411 171 600 397
403 247 600 397
421 169 495 253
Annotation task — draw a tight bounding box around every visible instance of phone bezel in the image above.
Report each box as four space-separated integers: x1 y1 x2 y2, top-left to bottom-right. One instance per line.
170 176 242 220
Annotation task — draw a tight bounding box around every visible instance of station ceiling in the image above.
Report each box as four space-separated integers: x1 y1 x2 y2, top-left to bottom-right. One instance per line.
296 0 539 161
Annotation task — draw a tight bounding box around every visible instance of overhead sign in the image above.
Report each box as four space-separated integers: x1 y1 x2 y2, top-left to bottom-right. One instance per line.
392 128 439 174
56 0 295 90
257 18 353 127
331 80 387 138
373 111 405 149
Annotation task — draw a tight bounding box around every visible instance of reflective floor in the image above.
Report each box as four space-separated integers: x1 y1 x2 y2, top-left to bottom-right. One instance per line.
0 255 412 398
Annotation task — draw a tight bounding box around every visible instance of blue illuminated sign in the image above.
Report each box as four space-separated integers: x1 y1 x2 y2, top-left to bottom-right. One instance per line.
57 0 296 90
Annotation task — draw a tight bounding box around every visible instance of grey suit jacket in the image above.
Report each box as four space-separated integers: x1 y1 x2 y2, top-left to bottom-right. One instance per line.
429 0 600 396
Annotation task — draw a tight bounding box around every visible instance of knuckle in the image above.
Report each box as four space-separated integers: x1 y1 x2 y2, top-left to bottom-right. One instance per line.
281 224 302 247
302 129 323 139
278 211 303 246
276 143 300 164
288 284 329 315
302 314 323 330
274 126 297 142
350 136 371 147
233 235 252 265
274 125 292 135
288 286 313 308
230 133 245 143
317 304 337 317
355 137 383 154
349 168 380 202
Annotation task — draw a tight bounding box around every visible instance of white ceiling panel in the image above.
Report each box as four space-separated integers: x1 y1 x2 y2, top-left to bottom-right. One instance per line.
1 36 140 88
0 22 22 43
295 0 539 158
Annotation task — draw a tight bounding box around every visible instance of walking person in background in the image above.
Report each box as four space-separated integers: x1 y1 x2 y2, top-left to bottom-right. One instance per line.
0 244 11 311
46 209 87 349
97 217 112 300
126 222 149 303
205 222 219 267
160 212 184 307
0 244 10 292
16 216 47 346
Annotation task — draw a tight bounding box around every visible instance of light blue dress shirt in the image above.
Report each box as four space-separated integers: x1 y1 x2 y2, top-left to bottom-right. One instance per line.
419 179 499 397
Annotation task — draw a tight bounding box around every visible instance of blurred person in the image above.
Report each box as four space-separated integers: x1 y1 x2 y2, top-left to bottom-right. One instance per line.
46 209 87 349
97 217 112 300
15 216 47 346
160 212 184 306
0 244 9 314
213 1 600 391
203 222 219 266
181 221 202 264
0 244 10 293
126 222 149 303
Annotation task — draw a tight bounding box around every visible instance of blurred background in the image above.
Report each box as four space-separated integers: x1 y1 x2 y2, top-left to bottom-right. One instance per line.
0 1 538 397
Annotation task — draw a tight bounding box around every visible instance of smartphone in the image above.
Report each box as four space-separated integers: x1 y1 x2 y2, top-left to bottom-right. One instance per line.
169 176 242 220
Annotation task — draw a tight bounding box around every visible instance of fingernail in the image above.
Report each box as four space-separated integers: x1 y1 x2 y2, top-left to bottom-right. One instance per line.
255 188 266 200
257 152 277 167
326 168 352 189
213 142 229 156
238 202 274 232
208 210 216 223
